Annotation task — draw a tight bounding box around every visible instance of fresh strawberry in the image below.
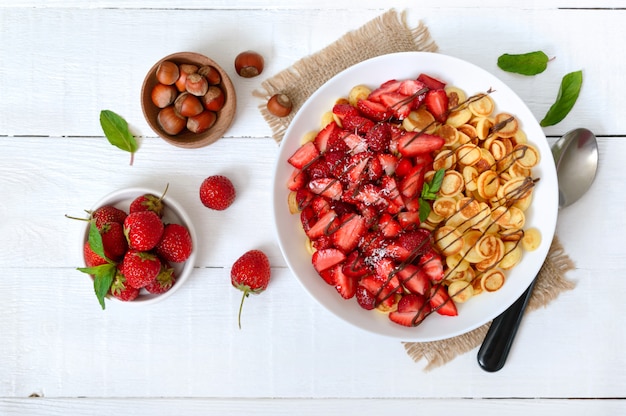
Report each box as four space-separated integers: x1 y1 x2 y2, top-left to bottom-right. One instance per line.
306 158 332 180
397 211 420 229
308 177 342 200
155 223 193 263
397 229 432 259
389 293 428 326
381 175 404 210
417 73 446 90
331 213 367 253
397 132 445 157
394 157 414 178
312 248 346 273
83 241 107 267
365 122 391 152
288 140 319 169
342 113 374 135
110 269 140 301
318 267 337 285
314 122 342 153
359 274 395 310
399 165 425 199
333 264 358 299
145 261 176 294
342 250 369 278
231 249 271 328
342 132 368 154
378 153 398 176
424 89 449 123
199 175 236 211
397 264 430 295
368 79 403 102
357 99 393 121
377 213 401 238
378 91 412 120
305 209 338 239
287 168 307 191
119 249 161 289
356 284 376 310
332 103 359 122
100 221 128 261
399 79 428 108
429 284 458 316
123 210 164 251
91 205 127 229
419 250 445 283
129 185 168 217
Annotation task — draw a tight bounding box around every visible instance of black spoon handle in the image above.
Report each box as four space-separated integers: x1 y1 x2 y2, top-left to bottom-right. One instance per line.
477 278 537 372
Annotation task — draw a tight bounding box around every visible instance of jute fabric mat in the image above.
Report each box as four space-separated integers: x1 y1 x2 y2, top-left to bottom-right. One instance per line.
254 9 576 370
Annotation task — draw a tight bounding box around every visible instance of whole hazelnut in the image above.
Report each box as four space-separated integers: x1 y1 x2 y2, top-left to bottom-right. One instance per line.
234 51 264 78
267 93 293 117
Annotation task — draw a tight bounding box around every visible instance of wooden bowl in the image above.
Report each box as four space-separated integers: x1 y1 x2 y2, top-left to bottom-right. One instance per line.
141 52 236 149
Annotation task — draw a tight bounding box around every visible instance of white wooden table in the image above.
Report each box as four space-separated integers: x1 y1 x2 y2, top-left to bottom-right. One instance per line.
1 1 625 414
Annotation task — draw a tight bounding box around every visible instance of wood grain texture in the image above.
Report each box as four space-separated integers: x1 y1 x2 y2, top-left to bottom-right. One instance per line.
0 1 624 413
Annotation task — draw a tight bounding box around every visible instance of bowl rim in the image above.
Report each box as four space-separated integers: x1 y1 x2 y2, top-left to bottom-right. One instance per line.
272 51 559 341
141 51 237 149
83 186 198 306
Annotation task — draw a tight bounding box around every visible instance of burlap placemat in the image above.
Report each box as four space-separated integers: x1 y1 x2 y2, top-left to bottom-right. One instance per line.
254 9 576 370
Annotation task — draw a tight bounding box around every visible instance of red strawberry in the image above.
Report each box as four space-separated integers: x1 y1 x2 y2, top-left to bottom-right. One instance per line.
417 73 446 90
397 211 420 230
288 141 319 169
397 229 432 259
331 213 367 253
429 284 458 316
342 113 374 135
342 132 368 154
129 185 168 217
419 250 445 283
312 248 346 273
357 99 393 121
155 223 193 263
342 250 369 278
308 177 342 200
83 241 107 268
356 284 376 310
368 79 403 102
110 269 140 301
314 122 342 153
397 132 445 157
332 264 357 299
365 122 391 152
424 89 449 123
332 103 359 122
123 210 164 251
389 293 429 327
231 249 271 328
91 205 127 229
397 264 430 295
199 175 236 211
378 92 412 120
100 221 128 261
377 213 401 238
145 261 176 294
399 165 425 199
119 249 161 289
287 168 307 191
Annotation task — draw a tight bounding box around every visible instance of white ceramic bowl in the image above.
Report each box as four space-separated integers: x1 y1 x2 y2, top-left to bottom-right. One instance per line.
83 187 197 306
272 52 558 341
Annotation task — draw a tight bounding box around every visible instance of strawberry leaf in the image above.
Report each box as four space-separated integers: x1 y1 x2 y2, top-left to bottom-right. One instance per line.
497 51 550 76
99 110 138 165
87 221 109 262
540 70 583 127
77 263 116 310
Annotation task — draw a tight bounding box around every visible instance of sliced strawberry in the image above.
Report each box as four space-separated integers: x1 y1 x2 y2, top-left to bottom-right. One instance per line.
314 122 341 153
359 230 388 259
397 211 420 230
326 131 350 154
378 153 398 176
397 132 445 157
308 177 342 200
312 235 333 251
332 103 359 122
399 164 425 199
312 248 346 273
311 196 331 217
394 157 414 178
342 132 368 154
429 284 458 316
344 153 371 185
331 213 367 253
365 122 391 152
333 264 357 299
417 73 446 90
404 196 421 212
397 229 432 259
357 99 393 121
359 275 395 309
342 113 375 135
306 158 331 180
287 168 307 191
305 209 338 239
294 188 315 210
368 79 403 102
342 250 369 278
366 156 383 182
424 89 449 123
330 200 356 217
389 293 429 327
355 284 376 310
413 152 434 167
353 184 387 209
419 250 445 283
397 264 431 295
288 141 319 169
378 92 412 120
399 79 428 97
377 212 401 238
356 203 379 228
318 267 336 285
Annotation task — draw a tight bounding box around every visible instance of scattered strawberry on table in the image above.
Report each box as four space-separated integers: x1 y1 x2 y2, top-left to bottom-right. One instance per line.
286 73 460 328
199 175 236 210
71 187 193 309
231 249 271 329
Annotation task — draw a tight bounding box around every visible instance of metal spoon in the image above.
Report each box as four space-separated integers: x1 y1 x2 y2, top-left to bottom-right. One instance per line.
477 128 598 372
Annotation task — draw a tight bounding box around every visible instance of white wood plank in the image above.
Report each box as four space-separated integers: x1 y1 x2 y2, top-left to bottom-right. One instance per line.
0 8 623 139
0 398 624 416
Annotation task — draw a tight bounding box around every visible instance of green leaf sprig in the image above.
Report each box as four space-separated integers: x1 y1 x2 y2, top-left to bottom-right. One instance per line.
99 110 138 165
77 221 116 310
540 70 583 127
418 168 445 223
497 51 550 76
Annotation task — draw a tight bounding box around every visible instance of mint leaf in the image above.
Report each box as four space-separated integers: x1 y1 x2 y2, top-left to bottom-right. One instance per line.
497 51 550 76
418 198 431 223
540 70 583 127
99 110 138 165
418 169 445 222
77 263 116 310
428 169 445 194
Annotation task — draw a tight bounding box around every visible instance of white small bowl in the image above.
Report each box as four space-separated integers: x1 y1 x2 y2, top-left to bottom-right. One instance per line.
83 187 197 306
273 52 558 341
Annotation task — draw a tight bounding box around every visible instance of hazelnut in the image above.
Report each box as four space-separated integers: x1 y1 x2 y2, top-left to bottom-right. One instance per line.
157 106 186 135
202 86 226 112
198 65 221 85
174 92 204 117
234 50 264 78
151 83 178 108
267 93 293 117
185 73 209 97
155 61 179 85
187 110 217 134
175 63 199 92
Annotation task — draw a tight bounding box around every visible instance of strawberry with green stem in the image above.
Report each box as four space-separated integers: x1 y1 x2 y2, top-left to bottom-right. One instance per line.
129 184 169 217
231 250 271 329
